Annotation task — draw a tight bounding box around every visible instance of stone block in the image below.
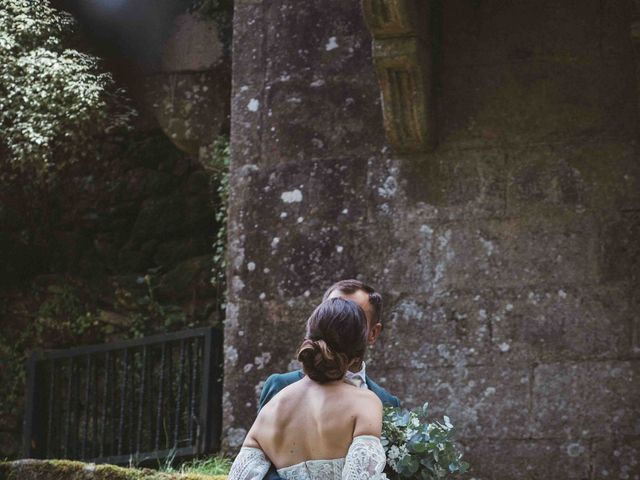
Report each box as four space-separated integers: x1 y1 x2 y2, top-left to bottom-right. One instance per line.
601 0 637 60
260 79 383 166
400 147 507 217
156 255 213 302
380 215 599 296
369 293 493 369
440 59 628 148
231 2 267 168
600 211 640 285
127 195 185 246
532 361 640 438
591 436 640 480
161 14 224 72
505 142 640 214
491 285 632 362
634 293 640 357
263 0 376 83
144 70 230 155
442 0 606 67
227 157 369 300
460 438 590 480
153 238 210 267
376 365 531 438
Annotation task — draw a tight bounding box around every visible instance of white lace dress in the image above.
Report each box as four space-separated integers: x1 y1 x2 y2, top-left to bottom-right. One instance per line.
228 434 388 480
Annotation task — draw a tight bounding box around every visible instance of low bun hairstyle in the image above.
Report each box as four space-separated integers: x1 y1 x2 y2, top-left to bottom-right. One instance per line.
296 297 368 383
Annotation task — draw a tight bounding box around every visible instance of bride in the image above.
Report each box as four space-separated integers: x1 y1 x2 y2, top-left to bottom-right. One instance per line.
228 297 388 479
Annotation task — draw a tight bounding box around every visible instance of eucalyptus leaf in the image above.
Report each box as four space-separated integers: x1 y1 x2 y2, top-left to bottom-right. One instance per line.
382 405 469 479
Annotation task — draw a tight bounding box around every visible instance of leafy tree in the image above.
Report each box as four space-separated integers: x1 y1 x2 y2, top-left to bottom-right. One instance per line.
0 0 135 181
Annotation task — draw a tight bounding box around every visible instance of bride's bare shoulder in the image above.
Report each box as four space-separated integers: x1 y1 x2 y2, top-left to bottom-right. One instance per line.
352 390 383 437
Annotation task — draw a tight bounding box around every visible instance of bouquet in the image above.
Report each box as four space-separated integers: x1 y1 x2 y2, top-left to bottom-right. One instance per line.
381 403 470 479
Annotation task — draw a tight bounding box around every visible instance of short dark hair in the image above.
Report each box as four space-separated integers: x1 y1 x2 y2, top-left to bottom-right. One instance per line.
322 279 383 327
297 298 368 383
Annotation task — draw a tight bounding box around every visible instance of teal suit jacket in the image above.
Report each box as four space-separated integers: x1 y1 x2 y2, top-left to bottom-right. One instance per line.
258 369 400 411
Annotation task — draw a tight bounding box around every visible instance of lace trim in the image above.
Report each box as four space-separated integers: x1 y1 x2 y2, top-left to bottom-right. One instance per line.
228 447 271 480
229 436 388 480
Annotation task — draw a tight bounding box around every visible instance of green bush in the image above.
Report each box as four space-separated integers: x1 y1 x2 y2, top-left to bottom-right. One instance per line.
0 0 135 181
202 136 230 284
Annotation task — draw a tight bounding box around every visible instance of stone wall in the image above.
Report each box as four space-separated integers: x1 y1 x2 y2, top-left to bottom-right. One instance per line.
223 0 640 478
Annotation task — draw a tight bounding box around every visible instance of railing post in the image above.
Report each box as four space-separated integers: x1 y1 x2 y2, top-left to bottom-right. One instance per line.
22 349 40 458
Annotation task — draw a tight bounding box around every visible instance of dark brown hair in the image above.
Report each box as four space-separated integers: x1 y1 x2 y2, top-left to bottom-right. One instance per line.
296 298 368 383
322 279 383 327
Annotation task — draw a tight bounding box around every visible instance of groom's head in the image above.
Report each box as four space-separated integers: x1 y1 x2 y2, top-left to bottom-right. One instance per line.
322 279 383 346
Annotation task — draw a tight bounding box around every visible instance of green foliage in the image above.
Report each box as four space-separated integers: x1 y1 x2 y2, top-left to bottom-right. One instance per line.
0 0 135 180
158 454 232 476
36 284 95 336
0 277 193 456
0 458 229 479
179 457 232 476
113 275 188 338
202 136 230 285
382 403 470 479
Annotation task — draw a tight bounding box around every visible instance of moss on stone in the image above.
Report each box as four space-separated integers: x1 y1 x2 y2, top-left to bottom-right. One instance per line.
0 459 227 480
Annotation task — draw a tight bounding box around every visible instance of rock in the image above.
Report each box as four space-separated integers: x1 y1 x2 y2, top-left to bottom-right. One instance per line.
161 13 225 72
154 238 210 267
156 255 213 302
127 196 185 247
143 70 230 155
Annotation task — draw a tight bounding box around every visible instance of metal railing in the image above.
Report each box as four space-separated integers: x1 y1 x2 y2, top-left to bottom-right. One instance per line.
22 327 223 465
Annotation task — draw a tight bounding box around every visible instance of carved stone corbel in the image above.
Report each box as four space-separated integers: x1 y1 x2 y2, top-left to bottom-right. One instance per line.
362 0 436 152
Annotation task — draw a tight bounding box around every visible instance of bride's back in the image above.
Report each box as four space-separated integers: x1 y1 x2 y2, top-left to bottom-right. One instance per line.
249 376 382 469
239 298 383 470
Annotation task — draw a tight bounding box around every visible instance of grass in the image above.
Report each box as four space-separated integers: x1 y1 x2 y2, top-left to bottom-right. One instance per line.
159 456 232 476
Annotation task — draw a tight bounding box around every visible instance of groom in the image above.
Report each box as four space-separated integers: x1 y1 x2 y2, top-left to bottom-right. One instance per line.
257 279 400 479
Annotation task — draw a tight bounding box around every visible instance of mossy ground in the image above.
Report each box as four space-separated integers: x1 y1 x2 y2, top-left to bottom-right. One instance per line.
0 459 227 480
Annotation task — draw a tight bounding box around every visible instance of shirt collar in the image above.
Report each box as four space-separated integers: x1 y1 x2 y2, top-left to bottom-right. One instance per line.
345 360 366 381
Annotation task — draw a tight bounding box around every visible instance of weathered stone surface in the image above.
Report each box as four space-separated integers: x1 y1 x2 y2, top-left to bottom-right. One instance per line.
156 255 213 302
377 365 531 439
227 156 369 302
490 285 632 362
229 2 267 169
590 436 640 480
261 79 383 166
375 213 600 296
224 1 640 477
127 195 186 247
154 238 210 266
442 0 603 67
144 70 230 155
161 14 225 72
532 362 640 438
263 1 377 83
370 293 493 369
600 211 640 284
440 60 634 148
460 439 591 480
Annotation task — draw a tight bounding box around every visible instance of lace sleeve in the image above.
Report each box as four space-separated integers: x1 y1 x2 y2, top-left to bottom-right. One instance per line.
341 435 388 480
228 446 272 480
